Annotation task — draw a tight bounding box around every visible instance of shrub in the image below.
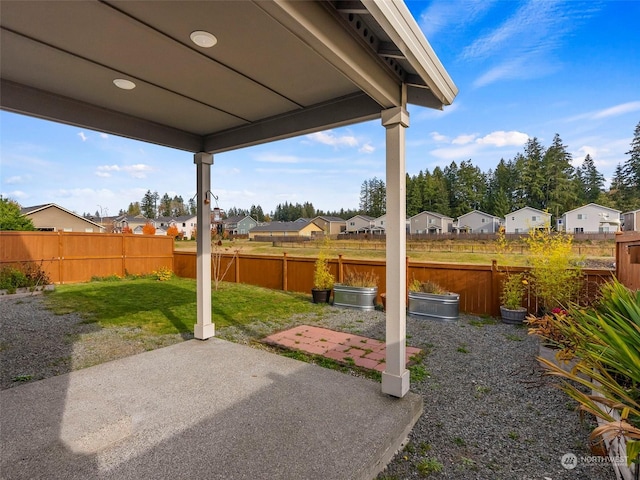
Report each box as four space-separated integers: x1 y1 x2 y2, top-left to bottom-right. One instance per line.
313 236 334 290
500 273 528 309
525 228 583 312
409 278 447 294
0 261 50 293
142 222 156 235
152 266 173 282
341 268 378 288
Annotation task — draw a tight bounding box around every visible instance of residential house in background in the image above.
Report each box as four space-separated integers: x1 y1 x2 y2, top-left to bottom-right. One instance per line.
370 214 386 234
504 207 551 233
559 203 621 233
21 203 105 233
156 215 197 238
312 216 346 235
248 220 323 240
345 215 375 234
113 214 151 233
454 210 501 234
222 215 258 235
622 209 640 232
409 211 453 234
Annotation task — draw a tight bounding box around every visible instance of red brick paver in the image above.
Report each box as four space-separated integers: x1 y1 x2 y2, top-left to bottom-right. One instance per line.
262 325 422 373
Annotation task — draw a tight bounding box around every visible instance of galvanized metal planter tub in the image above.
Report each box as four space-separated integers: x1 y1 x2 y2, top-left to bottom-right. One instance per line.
500 306 527 325
408 291 459 321
333 284 378 311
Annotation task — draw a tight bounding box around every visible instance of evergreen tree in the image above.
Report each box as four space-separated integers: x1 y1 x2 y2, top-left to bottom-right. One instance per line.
520 138 546 210
188 197 196 216
359 177 385 217
127 202 141 216
621 121 640 208
542 133 576 217
424 167 450 215
159 193 172 217
141 190 156 218
579 154 605 203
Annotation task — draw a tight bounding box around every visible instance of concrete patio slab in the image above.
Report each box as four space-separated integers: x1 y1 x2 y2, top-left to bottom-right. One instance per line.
1 338 422 480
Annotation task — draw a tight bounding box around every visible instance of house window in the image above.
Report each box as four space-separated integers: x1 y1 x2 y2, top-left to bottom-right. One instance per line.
182 223 186 227
574 227 584 233
63 228 72 232
428 218 434 224
380 220 384 225
515 228 522 233
577 214 587 220
511 216 515 221
481 218 486 223
531 216 538 221
350 221 355 226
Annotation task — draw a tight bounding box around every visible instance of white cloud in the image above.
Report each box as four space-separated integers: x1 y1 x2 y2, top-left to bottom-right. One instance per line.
94 163 151 179
99 133 109 139
254 153 300 164
359 143 375 154
4 175 31 185
430 130 529 160
476 130 529 147
430 132 449 143
1 190 28 200
78 132 88 142
306 130 359 148
564 102 640 122
418 0 496 38
452 134 477 145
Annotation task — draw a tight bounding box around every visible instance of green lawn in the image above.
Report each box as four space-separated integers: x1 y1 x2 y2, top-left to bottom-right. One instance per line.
45 276 326 336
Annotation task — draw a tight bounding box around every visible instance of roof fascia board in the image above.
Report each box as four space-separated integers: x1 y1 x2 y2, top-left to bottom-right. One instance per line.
255 0 400 108
364 0 458 106
0 80 204 153
204 92 380 153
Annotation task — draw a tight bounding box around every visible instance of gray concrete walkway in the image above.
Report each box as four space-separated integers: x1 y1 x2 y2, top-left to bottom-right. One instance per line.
1 338 422 480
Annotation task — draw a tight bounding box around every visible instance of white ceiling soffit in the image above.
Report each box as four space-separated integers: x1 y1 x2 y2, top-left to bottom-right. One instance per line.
0 0 457 154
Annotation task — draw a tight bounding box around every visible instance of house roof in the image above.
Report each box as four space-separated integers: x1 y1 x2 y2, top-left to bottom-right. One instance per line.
251 221 317 233
409 210 453 220
347 215 375 222
457 209 501 220
508 206 551 216
1 1 457 154
20 203 104 229
562 203 621 216
313 216 346 223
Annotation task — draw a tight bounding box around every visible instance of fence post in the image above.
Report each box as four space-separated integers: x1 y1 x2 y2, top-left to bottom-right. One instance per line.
58 231 63 284
235 254 240 284
121 233 126 277
338 254 344 283
491 259 499 317
283 253 288 291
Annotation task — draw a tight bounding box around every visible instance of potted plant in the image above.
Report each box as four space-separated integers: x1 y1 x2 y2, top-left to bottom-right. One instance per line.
499 273 528 324
312 251 334 304
407 278 459 321
333 268 378 310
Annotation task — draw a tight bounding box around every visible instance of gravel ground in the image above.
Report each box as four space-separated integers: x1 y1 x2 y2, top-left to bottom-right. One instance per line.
1 294 615 479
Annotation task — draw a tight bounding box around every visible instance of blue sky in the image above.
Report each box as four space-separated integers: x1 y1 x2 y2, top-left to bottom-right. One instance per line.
1 0 639 218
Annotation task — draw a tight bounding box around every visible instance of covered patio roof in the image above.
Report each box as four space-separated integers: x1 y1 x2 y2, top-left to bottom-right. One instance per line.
1 0 457 399
1 0 456 152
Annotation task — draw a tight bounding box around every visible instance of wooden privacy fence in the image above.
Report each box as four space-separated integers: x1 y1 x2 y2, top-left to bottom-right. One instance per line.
0 231 173 284
173 252 613 317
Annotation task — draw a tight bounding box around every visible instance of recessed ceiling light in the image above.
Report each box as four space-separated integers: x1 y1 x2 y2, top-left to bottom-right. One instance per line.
190 30 217 48
113 79 136 90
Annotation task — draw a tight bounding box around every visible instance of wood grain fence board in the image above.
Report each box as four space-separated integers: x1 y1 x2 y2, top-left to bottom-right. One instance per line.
0 232 173 283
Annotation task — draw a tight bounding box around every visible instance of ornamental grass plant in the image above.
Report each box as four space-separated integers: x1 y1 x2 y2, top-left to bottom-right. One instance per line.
536 280 640 468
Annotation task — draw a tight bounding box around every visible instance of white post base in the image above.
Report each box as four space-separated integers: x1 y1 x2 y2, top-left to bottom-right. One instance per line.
382 370 410 398
194 323 215 340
